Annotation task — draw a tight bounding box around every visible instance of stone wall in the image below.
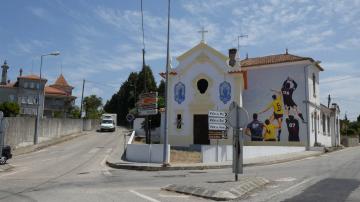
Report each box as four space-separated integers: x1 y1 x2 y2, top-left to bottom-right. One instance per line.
2 117 98 149
341 136 359 147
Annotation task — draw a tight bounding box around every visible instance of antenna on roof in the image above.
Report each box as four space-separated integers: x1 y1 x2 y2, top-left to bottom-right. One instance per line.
31 59 34 74
60 61 63 74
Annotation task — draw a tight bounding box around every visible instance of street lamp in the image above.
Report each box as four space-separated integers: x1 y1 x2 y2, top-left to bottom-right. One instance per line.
34 51 60 145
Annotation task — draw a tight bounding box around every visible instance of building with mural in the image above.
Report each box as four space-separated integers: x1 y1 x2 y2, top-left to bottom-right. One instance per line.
160 41 340 148
0 61 76 118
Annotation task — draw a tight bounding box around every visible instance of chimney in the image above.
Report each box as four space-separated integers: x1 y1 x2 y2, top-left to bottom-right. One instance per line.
246 53 249 59
228 48 237 67
285 48 288 54
327 94 331 108
19 68 23 77
7 80 10 84
1 60 9 85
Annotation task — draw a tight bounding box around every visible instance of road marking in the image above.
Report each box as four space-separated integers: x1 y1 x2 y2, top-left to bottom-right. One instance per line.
304 156 316 160
105 148 113 154
89 148 100 154
261 177 314 202
275 177 297 182
0 167 27 177
129 190 160 202
102 169 112 176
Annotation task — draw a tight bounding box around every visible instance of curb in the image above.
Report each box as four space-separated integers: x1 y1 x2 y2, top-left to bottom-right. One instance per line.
163 177 269 201
12 131 90 156
106 151 325 171
0 164 14 172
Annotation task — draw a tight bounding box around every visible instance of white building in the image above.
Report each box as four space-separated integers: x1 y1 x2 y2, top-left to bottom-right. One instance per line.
160 42 340 148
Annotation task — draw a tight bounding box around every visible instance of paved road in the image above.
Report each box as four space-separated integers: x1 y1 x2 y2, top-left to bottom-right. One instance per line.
1 129 360 202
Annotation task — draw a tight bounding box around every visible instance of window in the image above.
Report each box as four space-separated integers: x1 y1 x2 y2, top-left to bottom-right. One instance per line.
21 96 27 104
197 79 208 94
9 94 15 101
312 73 316 97
28 97 33 104
322 114 326 134
176 114 182 129
311 113 314 131
36 83 40 89
24 82 29 88
30 82 35 89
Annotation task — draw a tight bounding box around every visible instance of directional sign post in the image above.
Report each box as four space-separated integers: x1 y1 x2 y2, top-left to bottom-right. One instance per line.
208 111 228 139
228 101 249 182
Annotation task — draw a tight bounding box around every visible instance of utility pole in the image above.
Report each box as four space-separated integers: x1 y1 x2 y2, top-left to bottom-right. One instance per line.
80 79 85 118
163 0 171 166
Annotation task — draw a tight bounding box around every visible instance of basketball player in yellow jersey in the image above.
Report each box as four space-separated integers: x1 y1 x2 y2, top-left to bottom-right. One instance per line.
259 91 284 141
263 119 280 141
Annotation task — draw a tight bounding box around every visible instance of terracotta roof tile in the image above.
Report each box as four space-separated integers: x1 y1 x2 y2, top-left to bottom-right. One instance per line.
240 53 313 67
18 74 47 81
54 74 72 87
45 86 67 95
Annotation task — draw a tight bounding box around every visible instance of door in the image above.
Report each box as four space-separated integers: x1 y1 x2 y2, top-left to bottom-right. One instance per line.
193 115 209 145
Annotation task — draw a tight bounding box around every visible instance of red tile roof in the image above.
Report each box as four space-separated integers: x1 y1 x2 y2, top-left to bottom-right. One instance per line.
0 82 16 88
240 53 321 69
54 74 72 87
45 86 67 95
18 74 47 81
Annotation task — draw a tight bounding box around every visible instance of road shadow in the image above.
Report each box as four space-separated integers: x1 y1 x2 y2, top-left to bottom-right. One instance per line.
284 178 360 202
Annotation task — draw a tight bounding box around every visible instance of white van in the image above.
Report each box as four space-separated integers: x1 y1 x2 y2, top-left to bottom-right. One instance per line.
100 119 115 132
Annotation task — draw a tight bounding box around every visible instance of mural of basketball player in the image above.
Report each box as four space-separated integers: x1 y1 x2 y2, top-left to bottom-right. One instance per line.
286 115 300 141
259 91 284 141
263 119 280 141
279 77 306 123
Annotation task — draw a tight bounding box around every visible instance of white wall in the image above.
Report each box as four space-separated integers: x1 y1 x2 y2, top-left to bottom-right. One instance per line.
202 145 305 163
126 144 170 163
167 46 240 146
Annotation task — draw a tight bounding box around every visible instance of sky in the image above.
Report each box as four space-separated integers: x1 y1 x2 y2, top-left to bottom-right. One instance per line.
0 0 359 120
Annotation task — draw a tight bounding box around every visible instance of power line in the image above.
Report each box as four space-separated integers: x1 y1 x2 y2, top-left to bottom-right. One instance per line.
321 74 360 84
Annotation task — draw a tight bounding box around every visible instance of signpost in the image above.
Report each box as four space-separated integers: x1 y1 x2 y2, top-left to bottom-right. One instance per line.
228 101 249 181
138 92 158 116
208 111 228 139
137 92 158 144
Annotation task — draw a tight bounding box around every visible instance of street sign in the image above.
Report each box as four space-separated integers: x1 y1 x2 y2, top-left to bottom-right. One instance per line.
138 109 158 116
208 123 227 131
208 117 227 124
227 103 249 129
126 113 135 122
138 92 158 116
208 130 227 139
208 111 227 118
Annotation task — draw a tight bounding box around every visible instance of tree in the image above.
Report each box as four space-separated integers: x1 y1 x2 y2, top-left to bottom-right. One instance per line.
68 105 81 118
157 79 165 97
83 95 103 119
0 102 20 117
104 72 139 126
136 65 157 95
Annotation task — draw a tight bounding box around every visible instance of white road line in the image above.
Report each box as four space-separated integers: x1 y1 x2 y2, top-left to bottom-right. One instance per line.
129 190 160 202
102 169 112 176
105 148 113 154
261 177 314 202
275 177 297 182
0 167 27 177
88 148 100 154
